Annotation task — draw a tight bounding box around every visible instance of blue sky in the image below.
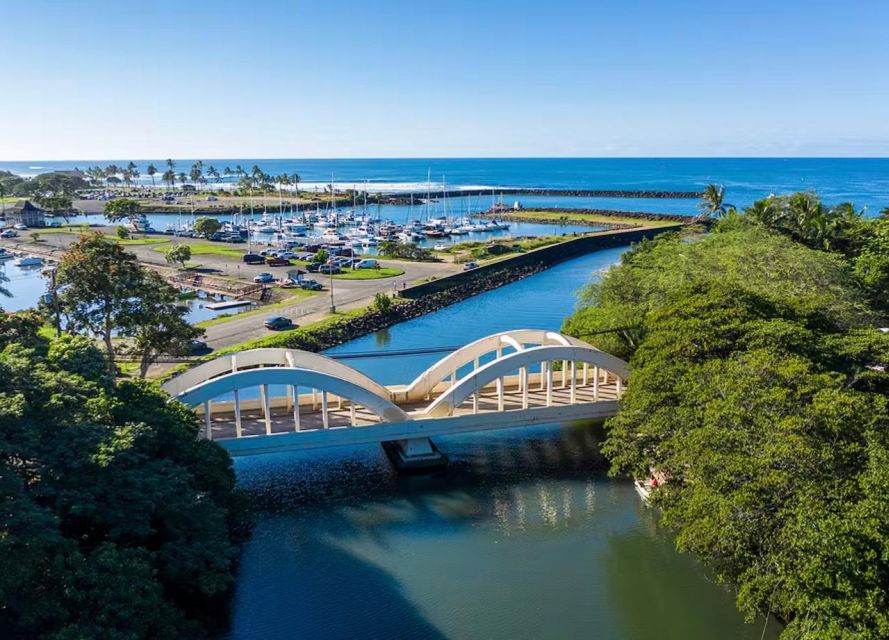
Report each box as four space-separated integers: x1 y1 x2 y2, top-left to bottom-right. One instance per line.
2 0 888 159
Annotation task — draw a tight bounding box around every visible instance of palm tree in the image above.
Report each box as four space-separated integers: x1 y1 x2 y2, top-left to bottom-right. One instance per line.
130 163 140 188
291 173 301 198
162 169 175 191
177 172 188 188
147 164 158 188
696 184 732 220
190 161 203 189
223 167 233 181
207 166 220 184
166 158 176 172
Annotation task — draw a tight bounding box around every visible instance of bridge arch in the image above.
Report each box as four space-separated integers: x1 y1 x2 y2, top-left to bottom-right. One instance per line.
401 330 587 401
422 344 629 418
172 367 410 424
162 348 391 400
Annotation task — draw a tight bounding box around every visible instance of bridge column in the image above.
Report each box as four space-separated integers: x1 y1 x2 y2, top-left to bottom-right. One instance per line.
546 361 553 406
569 362 577 404
616 376 623 396
291 385 300 431
383 437 447 472
561 360 568 388
321 391 329 429
583 363 589 386
204 401 212 440
540 361 547 391
496 377 504 411
233 390 242 438
593 366 600 400
260 385 272 435
521 367 529 409
350 401 357 426
472 391 479 414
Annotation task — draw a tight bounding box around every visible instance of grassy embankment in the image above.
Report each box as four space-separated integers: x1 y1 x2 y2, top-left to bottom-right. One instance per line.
505 209 681 227
439 234 576 263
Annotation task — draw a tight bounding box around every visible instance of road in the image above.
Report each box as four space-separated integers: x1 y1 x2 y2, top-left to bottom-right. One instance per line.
3 229 459 350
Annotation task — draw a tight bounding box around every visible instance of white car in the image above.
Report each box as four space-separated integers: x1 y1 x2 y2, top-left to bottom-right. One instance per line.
355 258 379 269
463 261 480 271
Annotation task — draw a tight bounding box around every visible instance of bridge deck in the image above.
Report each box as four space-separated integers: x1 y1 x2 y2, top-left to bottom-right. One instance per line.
204 381 620 441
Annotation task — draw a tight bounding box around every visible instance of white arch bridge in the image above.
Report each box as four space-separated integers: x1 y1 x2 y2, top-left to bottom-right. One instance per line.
162 330 629 469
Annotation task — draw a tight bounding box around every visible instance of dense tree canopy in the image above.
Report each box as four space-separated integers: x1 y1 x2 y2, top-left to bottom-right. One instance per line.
0 311 242 638
565 211 889 638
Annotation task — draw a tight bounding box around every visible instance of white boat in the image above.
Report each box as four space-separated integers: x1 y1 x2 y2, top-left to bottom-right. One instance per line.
0 249 14 261
633 479 652 503
14 255 44 267
433 243 448 251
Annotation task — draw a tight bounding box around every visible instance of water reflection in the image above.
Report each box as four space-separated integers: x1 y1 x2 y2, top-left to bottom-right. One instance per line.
226 422 774 640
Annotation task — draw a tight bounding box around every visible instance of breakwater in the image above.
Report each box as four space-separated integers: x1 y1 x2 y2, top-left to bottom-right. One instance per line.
402 224 683 298
484 207 700 226
381 188 701 204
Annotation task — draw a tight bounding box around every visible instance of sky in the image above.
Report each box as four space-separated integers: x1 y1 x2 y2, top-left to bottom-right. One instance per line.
1 0 888 160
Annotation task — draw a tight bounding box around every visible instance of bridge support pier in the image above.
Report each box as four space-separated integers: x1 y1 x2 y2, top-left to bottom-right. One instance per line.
382 437 448 473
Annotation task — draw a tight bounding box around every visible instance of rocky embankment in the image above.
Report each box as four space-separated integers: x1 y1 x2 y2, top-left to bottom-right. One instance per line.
381 188 701 204
260 264 546 352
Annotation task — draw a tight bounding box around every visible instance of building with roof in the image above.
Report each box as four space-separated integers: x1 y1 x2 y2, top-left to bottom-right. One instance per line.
4 200 45 227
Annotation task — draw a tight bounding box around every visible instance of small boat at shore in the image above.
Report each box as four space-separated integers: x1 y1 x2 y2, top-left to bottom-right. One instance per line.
14 255 44 267
0 248 14 261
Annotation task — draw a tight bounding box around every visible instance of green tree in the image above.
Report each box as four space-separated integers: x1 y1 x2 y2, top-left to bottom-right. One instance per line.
192 216 222 238
116 225 130 239
165 243 192 269
54 235 147 372
0 321 240 637
564 225 889 638
126 270 204 377
103 198 141 224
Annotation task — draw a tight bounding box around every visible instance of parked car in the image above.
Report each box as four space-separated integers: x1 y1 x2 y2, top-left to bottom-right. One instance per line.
253 272 274 283
276 250 296 259
299 279 323 291
189 339 209 354
0 230 18 238
319 264 342 275
265 257 291 267
263 316 294 330
354 258 379 269
306 262 322 273
243 253 265 264
463 261 480 271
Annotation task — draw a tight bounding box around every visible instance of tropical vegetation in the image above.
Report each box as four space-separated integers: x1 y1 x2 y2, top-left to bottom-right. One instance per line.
564 191 889 638
0 310 242 638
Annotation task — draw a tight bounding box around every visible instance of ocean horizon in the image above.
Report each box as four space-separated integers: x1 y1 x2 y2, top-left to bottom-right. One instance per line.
3 157 889 210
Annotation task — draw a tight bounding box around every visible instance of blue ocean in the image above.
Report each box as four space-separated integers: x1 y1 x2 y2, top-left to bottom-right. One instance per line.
3 158 889 213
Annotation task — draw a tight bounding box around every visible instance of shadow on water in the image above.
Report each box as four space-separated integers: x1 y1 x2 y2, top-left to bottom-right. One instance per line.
224 422 771 640
224 422 609 639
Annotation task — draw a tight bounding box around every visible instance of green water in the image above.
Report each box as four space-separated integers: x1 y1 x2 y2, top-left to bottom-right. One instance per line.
223 249 779 639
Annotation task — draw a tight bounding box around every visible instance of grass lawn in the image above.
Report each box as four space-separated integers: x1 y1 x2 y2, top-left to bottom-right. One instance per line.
152 242 245 258
333 267 404 280
194 289 316 328
511 209 681 227
117 237 170 246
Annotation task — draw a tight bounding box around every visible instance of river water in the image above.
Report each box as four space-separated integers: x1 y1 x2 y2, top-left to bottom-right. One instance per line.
224 248 779 640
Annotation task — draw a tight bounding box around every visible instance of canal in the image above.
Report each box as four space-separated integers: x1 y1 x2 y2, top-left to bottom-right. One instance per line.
224 247 779 639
